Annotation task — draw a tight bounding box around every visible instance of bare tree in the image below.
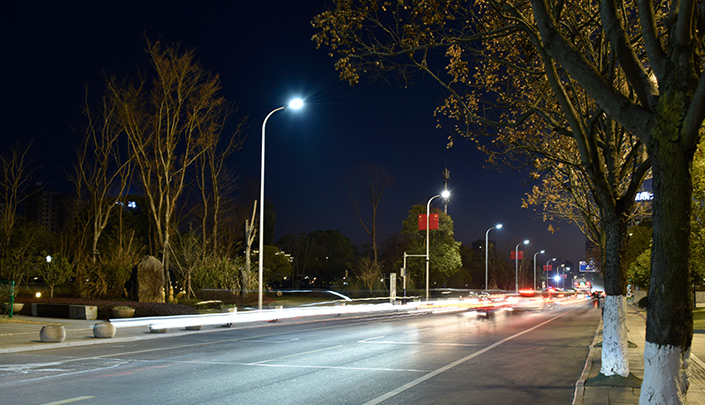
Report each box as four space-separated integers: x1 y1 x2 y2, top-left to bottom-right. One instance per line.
0 144 38 286
108 38 228 301
345 163 393 271
195 107 247 255
74 88 133 265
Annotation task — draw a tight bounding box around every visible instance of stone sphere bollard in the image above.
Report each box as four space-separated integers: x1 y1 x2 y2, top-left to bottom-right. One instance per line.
93 321 116 338
39 325 66 343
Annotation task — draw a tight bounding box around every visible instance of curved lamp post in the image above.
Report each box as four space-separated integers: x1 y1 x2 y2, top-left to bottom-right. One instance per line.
545 257 556 289
484 224 502 291
533 250 545 291
259 98 304 310
426 190 450 301
515 239 529 293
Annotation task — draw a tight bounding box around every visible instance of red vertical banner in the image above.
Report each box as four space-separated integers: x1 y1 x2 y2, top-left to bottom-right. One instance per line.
543 264 553 271
418 214 440 230
510 251 524 260
429 213 439 230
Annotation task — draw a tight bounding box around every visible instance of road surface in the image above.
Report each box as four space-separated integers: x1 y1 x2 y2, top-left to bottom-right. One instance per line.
0 301 600 404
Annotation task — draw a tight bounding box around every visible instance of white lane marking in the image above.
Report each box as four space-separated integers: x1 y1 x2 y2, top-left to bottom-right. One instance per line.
363 310 572 405
243 362 426 373
149 358 426 373
358 336 385 343
361 340 480 347
40 396 94 404
404 328 431 334
252 344 344 364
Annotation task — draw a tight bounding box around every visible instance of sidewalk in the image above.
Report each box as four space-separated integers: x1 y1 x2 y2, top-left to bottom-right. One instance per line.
575 304 705 404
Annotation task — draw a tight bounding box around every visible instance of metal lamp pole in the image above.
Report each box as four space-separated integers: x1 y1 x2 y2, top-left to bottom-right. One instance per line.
515 239 529 293
258 98 303 310
533 250 545 291
425 190 450 302
485 224 502 291
545 257 556 289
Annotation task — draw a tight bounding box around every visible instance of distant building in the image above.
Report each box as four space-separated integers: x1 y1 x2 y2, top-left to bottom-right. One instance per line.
22 183 71 232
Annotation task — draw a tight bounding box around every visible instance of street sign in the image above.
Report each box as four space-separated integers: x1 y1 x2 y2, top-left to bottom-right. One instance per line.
579 260 598 272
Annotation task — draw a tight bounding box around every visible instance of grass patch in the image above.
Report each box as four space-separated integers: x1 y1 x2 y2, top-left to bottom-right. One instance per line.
0 316 61 325
694 308 705 330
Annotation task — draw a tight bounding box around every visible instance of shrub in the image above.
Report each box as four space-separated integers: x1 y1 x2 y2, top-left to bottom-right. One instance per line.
17 297 198 319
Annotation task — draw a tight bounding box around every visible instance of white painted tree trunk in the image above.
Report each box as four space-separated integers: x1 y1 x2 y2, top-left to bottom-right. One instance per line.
639 342 689 404
601 295 629 376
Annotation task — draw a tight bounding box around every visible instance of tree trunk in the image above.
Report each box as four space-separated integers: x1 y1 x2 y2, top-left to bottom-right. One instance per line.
640 117 694 403
599 210 630 376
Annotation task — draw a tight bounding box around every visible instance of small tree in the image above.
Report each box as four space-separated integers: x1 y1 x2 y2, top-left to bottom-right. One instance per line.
353 256 381 294
37 253 73 298
401 204 461 288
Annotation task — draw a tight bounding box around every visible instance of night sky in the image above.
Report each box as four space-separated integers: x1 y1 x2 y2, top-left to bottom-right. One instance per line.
4 1 587 268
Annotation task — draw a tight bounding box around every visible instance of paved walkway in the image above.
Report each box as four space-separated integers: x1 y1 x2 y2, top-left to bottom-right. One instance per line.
2 304 705 404
575 305 705 404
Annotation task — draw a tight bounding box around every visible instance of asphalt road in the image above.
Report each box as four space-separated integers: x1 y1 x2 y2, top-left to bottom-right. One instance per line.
0 302 601 404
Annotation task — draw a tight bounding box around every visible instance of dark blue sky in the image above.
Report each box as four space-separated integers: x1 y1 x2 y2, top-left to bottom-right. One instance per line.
3 1 587 267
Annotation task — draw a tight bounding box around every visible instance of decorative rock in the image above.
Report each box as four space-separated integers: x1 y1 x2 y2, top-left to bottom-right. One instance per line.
39 325 66 343
93 322 116 338
185 325 202 330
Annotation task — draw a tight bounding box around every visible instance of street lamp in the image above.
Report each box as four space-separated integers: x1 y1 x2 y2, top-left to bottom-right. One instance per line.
533 250 545 291
515 239 529 293
258 98 304 310
485 223 502 291
546 257 556 288
426 190 450 301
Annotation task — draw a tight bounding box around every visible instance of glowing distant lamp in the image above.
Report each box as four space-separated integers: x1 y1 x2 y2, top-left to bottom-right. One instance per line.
288 98 304 110
259 98 304 310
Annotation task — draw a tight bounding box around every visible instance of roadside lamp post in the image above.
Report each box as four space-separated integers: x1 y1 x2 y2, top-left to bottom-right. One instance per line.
258 98 304 311
426 190 450 301
515 239 529 293
485 224 502 291
533 250 545 291
545 258 556 288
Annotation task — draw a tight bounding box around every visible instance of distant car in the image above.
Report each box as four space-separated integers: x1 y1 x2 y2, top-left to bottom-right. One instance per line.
511 297 546 313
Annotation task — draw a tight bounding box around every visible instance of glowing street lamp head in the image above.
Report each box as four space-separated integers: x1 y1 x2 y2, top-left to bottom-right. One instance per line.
523 239 530 245
540 250 545 254
441 190 451 199
287 98 304 110
496 223 503 230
